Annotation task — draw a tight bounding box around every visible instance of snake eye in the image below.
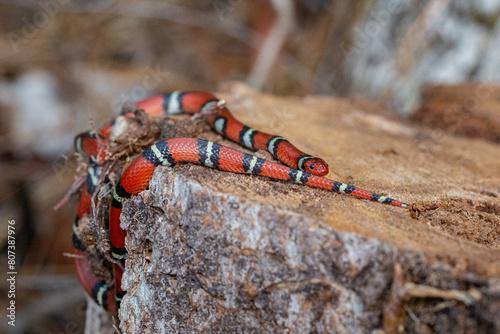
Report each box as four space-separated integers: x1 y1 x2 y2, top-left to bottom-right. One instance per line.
309 164 315 170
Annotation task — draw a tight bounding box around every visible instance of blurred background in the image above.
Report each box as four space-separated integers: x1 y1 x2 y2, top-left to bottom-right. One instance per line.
0 0 499 332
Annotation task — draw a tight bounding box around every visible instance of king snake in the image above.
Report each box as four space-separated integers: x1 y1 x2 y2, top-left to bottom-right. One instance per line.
72 91 409 313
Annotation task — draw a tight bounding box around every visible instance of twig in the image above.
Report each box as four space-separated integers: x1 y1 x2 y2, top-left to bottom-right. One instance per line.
383 263 482 334
63 252 86 259
53 174 85 210
247 0 295 90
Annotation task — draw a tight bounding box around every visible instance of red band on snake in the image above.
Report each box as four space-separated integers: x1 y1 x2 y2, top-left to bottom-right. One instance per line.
72 91 409 313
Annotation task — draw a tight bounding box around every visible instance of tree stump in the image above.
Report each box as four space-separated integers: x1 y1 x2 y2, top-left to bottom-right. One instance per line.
101 84 499 333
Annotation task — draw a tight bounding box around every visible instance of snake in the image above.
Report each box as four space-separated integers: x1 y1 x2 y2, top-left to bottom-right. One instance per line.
72 91 409 313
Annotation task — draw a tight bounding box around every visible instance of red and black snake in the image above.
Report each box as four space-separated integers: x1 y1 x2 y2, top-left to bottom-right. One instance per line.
72 91 409 313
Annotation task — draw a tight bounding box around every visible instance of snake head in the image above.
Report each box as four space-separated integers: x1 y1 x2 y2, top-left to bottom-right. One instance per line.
74 130 108 162
303 158 329 176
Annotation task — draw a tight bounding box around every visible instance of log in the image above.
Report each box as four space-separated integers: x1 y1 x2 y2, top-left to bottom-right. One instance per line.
413 84 500 143
100 84 500 333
